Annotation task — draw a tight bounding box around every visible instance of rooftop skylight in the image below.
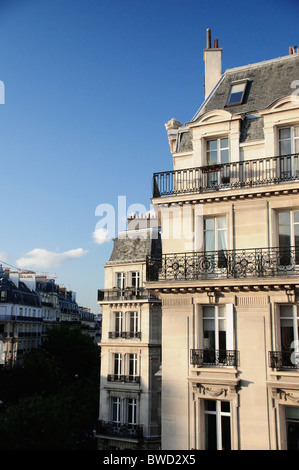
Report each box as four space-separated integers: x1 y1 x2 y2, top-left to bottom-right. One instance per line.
226 80 247 106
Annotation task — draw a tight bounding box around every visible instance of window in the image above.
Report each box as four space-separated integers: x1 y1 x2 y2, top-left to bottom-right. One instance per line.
206 138 229 166
198 304 235 366
279 127 299 179
204 216 227 269
278 210 299 265
113 353 122 378
131 272 140 288
114 312 123 337
116 272 125 289
204 400 231 450
205 138 230 188
203 306 227 364
280 305 299 367
279 126 299 155
128 353 138 379
129 312 139 337
286 406 299 450
111 397 121 424
127 398 137 426
226 81 247 106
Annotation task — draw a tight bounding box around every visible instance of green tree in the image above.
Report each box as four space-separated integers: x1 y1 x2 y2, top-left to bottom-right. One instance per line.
0 325 100 450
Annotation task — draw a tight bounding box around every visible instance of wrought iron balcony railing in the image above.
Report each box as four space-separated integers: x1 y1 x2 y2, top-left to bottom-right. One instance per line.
97 288 158 302
107 374 140 383
153 153 299 197
108 331 141 339
96 420 143 440
269 350 299 370
190 349 239 367
146 246 299 281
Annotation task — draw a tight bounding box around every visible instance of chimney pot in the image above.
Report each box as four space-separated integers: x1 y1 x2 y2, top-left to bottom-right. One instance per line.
206 28 211 49
214 39 219 48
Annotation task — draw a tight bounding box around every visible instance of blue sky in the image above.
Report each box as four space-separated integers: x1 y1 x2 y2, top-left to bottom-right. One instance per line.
0 0 298 312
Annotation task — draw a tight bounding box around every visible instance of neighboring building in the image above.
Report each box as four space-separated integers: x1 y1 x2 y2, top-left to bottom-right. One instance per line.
36 275 61 324
0 266 100 365
79 305 102 343
96 215 162 450
145 30 299 450
0 267 43 366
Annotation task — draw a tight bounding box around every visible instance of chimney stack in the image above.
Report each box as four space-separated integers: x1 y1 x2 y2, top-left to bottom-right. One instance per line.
203 28 222 99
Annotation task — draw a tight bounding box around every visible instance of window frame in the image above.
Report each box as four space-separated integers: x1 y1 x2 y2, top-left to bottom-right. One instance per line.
226 80 248 107
278 125 299 156
204 399 231 450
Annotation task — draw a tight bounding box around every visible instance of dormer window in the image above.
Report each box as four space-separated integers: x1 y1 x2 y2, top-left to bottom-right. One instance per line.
226 80 247 106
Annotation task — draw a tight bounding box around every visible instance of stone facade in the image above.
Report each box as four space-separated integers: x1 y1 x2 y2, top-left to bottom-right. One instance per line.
96 224 162 450
146 33 299 450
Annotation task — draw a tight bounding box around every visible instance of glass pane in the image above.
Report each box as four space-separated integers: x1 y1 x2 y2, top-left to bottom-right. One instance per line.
295 139 299 154
203 306 215 318
218 305 226 317
205 230 215 252
218 217 226 229
218 230 227 251
221 401 230 412
220 149 229 164
219 330 227 351
280 305 293 318
204 218 215 231
203 329 215 349
281 325 294 350
205 413 217 450
280 140 291 156
203 319 215 331
295 224 299 248
227 83 246 105
220 138 229 149
280 128 291 140
205 399 216 411
278 212 291 248
207 150 218 165
295 211 299 223
221 416 231 450
207 140 217 151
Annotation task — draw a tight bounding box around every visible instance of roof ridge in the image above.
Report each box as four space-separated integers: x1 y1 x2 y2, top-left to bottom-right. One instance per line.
225 53 299 74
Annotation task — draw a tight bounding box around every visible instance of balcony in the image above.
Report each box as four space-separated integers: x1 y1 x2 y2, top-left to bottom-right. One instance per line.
97 288 158 302
190 349 239 367
108 331 141 339
153 153 299 198
269 350 299 370
96 420 143 440
146 246 299 282
107 374 140 383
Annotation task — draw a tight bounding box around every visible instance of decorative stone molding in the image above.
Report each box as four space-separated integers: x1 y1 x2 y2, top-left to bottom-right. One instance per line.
162 297 193 308
272 388 299 405
192 382 238 399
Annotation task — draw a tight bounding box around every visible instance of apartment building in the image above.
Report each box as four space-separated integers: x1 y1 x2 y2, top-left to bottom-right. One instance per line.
0 266 100 365
145 31 299 450
0 266 43 365
96 216 162 450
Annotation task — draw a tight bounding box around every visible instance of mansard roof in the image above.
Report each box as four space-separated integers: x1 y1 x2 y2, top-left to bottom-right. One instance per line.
192 53 299 122
107 227 161 264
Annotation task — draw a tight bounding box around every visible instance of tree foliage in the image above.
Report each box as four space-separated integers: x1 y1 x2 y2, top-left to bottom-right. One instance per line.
0 325 100 450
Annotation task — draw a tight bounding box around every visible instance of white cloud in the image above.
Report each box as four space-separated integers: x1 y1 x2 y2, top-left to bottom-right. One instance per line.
0 252 9 263
16 248 88 269
92 228 110 245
